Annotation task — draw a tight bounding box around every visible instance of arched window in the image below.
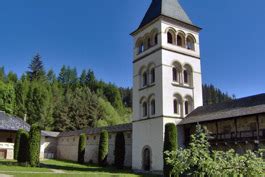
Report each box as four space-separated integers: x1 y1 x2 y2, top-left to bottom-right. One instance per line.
184 96 193 115
183 70 188 84
142 72 148 87
187 36 195 50
167 32 173 44
173 99 178 114
177 33 185 47
154 34 158 45
150 68 155 84
142 102 148 117
150 100 155 115
185 101 189 115
172 68 177 82
147 38 151 48
139 42 144 54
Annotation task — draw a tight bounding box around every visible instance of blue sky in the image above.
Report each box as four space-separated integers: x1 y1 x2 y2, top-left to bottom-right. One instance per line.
0 0 264 98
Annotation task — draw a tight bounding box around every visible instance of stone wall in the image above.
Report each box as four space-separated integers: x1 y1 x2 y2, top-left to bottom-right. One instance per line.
40 137 58 159
57 131 132 167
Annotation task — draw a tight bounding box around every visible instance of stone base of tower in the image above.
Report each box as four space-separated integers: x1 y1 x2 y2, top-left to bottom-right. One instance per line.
132 117 183 172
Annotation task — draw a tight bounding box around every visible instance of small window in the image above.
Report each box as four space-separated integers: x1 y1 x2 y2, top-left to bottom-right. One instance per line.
154 34 158 45
143 102 148 117
139 43 144 54
173 99 178 114
150 100 156 115
187 36 195 50
147 38 151 48
184 70 188 84
167 32 173 44
177 35 183 47
172 68 177 82
142 72 148 87
185 101 189 115
150 68 155 84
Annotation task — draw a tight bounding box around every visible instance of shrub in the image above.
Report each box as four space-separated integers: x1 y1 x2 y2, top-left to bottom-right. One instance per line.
78 133 87 164
17 130 29 163
114 132 125 169
14 129 24 160
28 125 41 167
163 123 177 177
165 125 265 176
98 130 109 166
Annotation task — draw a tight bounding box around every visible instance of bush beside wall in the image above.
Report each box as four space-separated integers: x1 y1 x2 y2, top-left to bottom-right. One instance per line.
98 130 109 166
14 129 24 160
114 132 125 169
17 130 29 163
163 123 177 177
28 125 41 167
78 133 86 164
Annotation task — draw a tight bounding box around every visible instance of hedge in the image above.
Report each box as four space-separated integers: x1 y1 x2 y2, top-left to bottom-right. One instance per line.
29 125 41 167
17 130 29 163
78 133 87 164
114 132 125 169
163 123 177 177
14 129 24 160
98 130 109 166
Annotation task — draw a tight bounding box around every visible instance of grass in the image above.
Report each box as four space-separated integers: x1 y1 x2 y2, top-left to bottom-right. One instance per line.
0 159 157 177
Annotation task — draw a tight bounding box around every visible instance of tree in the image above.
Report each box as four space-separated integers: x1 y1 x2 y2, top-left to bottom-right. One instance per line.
114 132 125 169
14 129 24 160
0 66 5 82
26 82 53 129
7 71 18 83
163 123 177 177
98 130 109 166
27 54 46 81
28 125 41 167
14 80 29 118
78 133 87 164
0 81 15 114
17 130 29 163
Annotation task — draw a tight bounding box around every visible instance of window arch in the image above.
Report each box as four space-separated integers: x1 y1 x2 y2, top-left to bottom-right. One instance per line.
184 96 193 115
177 32 185 47
150 68 155 84
142 71 148 87
147 38 152 49
142 101 148 117
172 61 182 83
167 32 173 44
173 94 183 115
154 33 158 45
186 35 195 50
139 42 144 54
150 99 156 115
183 64 193 87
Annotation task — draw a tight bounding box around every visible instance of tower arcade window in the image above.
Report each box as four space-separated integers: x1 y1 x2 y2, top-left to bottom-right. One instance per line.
185 101 189 115
142 102 148 117
177 34 185 47
150 100 156 115
183 70 188 84
187 36 195 50
154 34 158 45
139 42 144 54
147 38 152 48
142 72 148 87
173 99 178 114
167 32 173 44
150 68 155 84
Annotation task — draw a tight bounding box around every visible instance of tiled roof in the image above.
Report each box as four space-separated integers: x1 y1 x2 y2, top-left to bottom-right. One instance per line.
180 94 265 125
138 0 193 29
58 123 132 137
0 111 30 131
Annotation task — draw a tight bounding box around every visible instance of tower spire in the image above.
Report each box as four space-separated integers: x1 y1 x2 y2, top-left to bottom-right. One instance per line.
138 0 192 29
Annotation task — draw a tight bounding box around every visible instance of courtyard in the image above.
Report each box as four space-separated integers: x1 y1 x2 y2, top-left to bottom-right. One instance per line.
0 160 155 177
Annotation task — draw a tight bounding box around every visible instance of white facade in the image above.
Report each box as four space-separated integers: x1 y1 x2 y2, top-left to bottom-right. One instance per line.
132 16 203 172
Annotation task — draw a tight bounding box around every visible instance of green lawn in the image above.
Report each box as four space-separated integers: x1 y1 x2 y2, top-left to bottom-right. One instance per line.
0 159 157 177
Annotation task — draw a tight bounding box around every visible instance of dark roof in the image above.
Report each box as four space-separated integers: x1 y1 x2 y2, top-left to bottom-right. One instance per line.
58 123 132 137
138 0 192 29
0 111 30 131
180 94 265 125
41 131 60 138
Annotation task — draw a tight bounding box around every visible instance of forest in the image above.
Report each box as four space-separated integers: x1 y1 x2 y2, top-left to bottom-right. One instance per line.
0 54 234 131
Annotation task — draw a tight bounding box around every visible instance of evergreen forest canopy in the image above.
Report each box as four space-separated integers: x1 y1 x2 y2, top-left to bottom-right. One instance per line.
0 54 234 131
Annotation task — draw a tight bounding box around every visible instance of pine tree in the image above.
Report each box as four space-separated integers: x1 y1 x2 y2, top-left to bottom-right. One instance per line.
27 54 46 81
0 81 15 114
28 125 41 167
98 130 109 166
14 80 29 118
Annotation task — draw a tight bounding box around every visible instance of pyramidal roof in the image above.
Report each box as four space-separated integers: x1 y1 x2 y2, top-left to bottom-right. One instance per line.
138 0 193 29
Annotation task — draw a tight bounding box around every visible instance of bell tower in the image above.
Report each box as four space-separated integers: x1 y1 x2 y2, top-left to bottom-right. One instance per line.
131 0 203 172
